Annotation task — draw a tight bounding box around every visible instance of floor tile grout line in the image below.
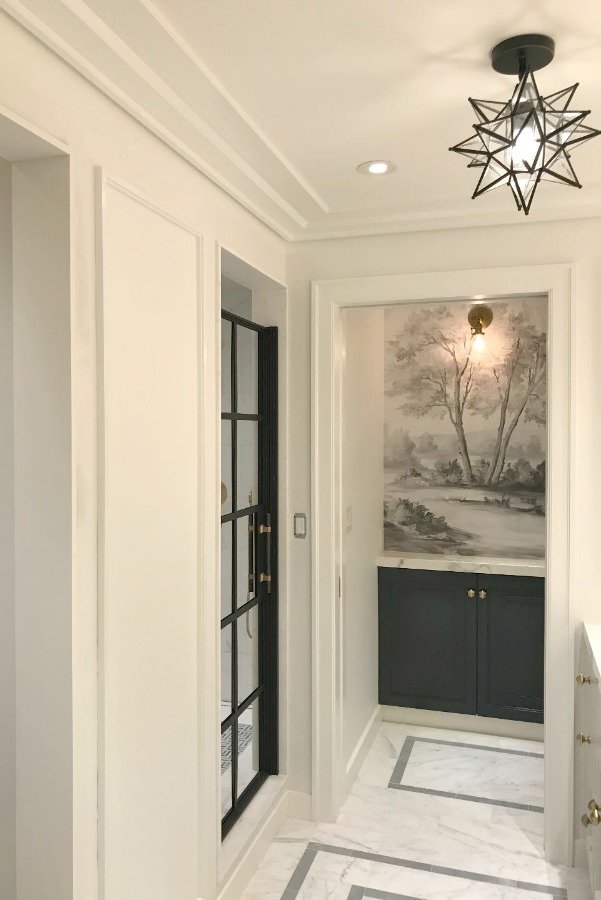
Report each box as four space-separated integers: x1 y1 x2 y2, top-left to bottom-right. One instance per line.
392 735 545 759
388 781 544 813
280 846 318 898
292 843 567 898
404 735 544 758
362 889 422 899
387 734 543 812
388 736 416 786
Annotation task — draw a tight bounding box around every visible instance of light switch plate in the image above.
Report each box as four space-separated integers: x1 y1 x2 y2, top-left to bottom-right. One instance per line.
293 512 307 539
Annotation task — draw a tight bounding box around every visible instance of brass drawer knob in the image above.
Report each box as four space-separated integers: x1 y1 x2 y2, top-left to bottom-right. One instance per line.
576 673 593 686
577 732 592 745
582 800 601 826
589 800 601 825
478 589 487 600
467 588 476 598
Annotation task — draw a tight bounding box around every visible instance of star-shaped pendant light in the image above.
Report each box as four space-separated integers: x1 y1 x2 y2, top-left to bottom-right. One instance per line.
450 34 600 215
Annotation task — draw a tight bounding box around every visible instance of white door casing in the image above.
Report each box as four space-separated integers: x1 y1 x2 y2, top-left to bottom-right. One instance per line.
311 265 573 865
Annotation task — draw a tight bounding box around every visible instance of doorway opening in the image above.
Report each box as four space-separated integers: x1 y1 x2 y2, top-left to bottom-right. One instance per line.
311 266 573 866
0 114 71 900
219 260 283 839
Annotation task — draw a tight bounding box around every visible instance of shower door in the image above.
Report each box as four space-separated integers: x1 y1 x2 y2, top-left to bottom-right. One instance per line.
220 310 278 836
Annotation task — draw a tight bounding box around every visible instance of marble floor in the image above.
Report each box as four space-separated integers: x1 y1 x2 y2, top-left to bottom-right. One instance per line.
241 722 591 900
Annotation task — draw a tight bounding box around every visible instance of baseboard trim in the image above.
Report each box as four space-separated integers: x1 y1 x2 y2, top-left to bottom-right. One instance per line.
382 706 544 742
218 783 289 900
217 787 312 900
287 789 312 820
573 837 588 871
344 705 382 795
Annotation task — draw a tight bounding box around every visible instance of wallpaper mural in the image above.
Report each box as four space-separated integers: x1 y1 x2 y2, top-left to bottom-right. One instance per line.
384 298 547 559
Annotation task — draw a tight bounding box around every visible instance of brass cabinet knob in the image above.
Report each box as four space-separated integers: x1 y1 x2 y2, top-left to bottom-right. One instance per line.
478 589 487 599
588 800 601 825
584 800 601 825
577 732 592 745
583 813 592 827
467 588 476 598
576 674 593 686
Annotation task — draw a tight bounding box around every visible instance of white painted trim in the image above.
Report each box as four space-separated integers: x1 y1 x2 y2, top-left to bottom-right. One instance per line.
137 0 329 216
574 838 588 871
0 0 307 238
343 706 382 795
95 169 210 898
293 202 601 242
287 790 312 820
381 707 543 743
311 265 574 865
217 787 289 900
216 787 312 900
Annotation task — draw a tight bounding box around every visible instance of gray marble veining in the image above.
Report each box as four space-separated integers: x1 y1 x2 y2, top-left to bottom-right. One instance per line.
241 723 589 900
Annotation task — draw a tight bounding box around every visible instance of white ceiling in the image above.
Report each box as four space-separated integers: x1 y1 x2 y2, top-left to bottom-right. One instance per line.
7 0 601 237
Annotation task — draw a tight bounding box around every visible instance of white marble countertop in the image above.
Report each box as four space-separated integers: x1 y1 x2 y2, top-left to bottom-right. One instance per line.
376 551 545 577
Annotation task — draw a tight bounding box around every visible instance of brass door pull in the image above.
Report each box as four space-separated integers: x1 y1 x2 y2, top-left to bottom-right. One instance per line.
467 588 476 598
478 589 487 600
577 732 592 745
576 673 593 686
584 800 601 826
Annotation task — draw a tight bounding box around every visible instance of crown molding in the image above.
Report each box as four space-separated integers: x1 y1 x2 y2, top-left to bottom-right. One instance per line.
294 198 601 241
2 0 601 242
0 0 324 238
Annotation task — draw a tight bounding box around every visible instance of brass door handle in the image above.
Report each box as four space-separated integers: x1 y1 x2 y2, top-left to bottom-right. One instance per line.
576 673 593 686
577 732 592 745
467 588 476 598
479 589 487 600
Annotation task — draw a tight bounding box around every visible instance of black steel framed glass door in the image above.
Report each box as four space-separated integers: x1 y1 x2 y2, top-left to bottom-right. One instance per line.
220 309 278 837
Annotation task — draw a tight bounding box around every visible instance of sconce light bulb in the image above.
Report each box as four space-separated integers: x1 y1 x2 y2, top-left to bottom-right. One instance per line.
473 332 486 353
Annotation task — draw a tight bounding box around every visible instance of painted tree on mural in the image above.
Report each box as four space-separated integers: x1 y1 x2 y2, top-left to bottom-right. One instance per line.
386 303 547 484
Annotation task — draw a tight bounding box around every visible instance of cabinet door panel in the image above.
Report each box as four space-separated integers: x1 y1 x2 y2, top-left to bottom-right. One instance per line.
477 575 544 723
378 568 478 714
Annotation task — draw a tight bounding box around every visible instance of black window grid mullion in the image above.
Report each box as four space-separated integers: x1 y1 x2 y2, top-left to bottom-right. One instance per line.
220 684 263 734
230 319 239 805
220 311 278 838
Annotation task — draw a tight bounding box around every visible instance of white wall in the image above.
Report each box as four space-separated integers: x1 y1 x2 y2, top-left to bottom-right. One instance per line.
0 10 286 900
286 215 601 796
99 180 200 900
12 155 72 900
0 156 15 900
341 308 383 766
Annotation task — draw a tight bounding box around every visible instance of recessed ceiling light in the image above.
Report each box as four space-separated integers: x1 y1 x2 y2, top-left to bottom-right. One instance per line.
357 160 397 176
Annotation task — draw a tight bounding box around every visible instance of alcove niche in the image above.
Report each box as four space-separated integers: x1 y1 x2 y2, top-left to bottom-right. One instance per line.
0 113 71 900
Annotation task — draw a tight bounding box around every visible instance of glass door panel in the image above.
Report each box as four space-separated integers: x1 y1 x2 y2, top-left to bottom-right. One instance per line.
220 309 278 837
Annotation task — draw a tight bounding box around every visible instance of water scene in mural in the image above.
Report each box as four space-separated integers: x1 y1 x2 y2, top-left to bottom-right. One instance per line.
384 297 547 559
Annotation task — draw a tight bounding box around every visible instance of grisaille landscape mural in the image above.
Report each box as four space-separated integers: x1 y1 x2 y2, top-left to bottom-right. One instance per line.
384 298 547 559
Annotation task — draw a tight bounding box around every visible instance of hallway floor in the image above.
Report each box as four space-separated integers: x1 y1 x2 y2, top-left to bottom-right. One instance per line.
241 722 591 900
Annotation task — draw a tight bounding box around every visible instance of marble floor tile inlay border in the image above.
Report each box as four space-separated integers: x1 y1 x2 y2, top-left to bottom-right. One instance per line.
347 887 420 899
388 736 544 813
280 843 566 899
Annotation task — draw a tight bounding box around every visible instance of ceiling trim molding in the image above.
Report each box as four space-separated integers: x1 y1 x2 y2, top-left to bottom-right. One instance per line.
294 200 601 241
0 0 315 237
3 0 601 242
138 0 330 216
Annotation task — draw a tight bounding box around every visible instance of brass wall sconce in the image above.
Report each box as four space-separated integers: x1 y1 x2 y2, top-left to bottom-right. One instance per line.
468 304 493 352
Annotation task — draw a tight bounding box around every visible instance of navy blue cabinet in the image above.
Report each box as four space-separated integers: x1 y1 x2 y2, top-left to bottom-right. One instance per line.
378 568 544 724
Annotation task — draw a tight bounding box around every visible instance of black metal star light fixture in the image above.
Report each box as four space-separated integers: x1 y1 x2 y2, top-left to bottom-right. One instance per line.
450 34 601 215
